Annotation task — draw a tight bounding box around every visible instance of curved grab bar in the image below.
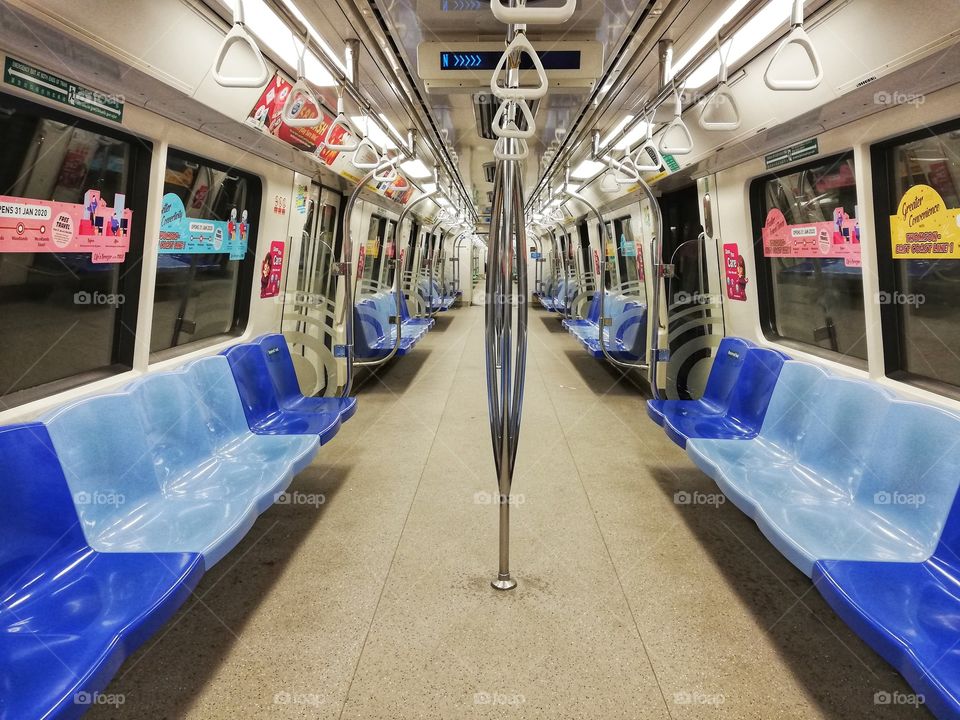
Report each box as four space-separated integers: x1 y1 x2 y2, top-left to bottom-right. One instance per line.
490 0 576 25
658 84 693 156
212 0 270 88
495 136 529 161
564 190 646 371
492 100 536 140
764 0 823 91
323 95 360 152
281 41 324 128
490 33 549 101
607 152 640 185
699 37 741 131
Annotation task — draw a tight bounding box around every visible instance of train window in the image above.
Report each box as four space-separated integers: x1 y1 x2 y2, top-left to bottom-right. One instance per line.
874 121 960 390
362 214 386 285
0 92 150 407
577 220 590 278
150 150 259 358
750 153 867 364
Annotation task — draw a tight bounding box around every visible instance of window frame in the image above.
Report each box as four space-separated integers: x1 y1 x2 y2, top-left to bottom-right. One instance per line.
148 146 261 362
749 150 867 369
871 115 960 399
0 90 153 408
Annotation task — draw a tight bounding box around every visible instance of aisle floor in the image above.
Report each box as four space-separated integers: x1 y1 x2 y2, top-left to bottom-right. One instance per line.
93 305 928 719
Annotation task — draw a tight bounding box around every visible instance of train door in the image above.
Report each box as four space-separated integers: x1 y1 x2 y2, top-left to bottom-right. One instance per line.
658 184 723 399
282 184 342 396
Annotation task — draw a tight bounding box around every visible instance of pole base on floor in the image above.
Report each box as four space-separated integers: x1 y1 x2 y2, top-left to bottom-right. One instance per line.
491 576 517 591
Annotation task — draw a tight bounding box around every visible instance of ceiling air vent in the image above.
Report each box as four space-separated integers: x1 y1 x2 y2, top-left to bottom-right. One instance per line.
474 94 538 141
855 76 878 88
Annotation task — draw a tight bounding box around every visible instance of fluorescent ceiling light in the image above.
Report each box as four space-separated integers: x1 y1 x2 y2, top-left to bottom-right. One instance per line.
671 0 751 77
422 182 437 192
571 159 605 179
601 116 634 146
276 0 347 75
400 159 431 178
602 115 650 151
243 0 335 86
684 0 793 89
350 115 398 150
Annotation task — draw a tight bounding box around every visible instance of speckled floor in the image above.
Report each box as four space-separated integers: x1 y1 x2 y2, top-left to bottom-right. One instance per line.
90 304 930 719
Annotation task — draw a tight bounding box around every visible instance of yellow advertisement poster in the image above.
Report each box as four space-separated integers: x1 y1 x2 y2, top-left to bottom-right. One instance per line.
890 184 960 259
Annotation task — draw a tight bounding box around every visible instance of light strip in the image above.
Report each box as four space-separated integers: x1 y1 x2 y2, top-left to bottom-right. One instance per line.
242 0 336 86
671 0 752 78
277 0 348 75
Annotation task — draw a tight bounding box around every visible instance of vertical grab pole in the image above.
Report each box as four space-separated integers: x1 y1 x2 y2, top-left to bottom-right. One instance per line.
638 175 665 400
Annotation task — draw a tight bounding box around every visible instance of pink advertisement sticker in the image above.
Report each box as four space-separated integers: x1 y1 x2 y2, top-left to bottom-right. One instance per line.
260 240 285 299
0 189 131 263
724 243 748 301
761 207 861 267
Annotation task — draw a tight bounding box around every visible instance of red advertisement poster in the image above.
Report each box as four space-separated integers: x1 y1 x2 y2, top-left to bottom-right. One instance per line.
761 207 861 267
0 189 131 262
247 73 348 166
593 249 600 275
260 240 285 299
724 243 747 301
357 245 366 276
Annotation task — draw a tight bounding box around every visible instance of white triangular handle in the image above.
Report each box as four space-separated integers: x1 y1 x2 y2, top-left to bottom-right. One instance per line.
609 153 639 185
352 136 382 169
323 96 360 151
659 118 694 156
492 100 536 139
633 143 662 172
281 44 324 128
699 84 741 131
212 2 270 89
374 156 399 183
490 33 549 100
494 136 529 161
490 0 576 25
764 24 823 91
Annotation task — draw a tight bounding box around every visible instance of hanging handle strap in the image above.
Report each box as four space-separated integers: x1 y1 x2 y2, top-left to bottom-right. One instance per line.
281 39 325 128
490 0 576 25
373 154 399 183
658 83 694 155
632 111 662 171
212 0 271 88
494 136 529 161
492 100 536 139
352 135 383 169
764 0 823 91
323 94 360 151
699 36 742 131
490 33 549 100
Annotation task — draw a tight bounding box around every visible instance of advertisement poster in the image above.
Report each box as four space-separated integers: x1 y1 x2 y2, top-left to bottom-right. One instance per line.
890 184 960 259
380 175 416 205
357 245 366 276
260 240 285 299
724 243 748 301
159 193 248 260
247 73 348 166
636 249 645 282
761 207 861 267
593 249 600 275
0 189 131 262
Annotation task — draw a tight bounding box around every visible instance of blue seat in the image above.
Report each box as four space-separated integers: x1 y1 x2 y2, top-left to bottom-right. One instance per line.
0 423 203 720
647 337 756 426
396 291 435 330
572 295 647 363
655 343 786 449
44 358 319 567
222 343 345 439
354 298 418 359
252 333 358 421
372 292 432 339
540 277 571 312
417 278 456 312
561 291 601 333
686 364 956 577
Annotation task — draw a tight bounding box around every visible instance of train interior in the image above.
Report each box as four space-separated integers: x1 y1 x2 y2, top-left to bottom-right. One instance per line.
2 0 960 717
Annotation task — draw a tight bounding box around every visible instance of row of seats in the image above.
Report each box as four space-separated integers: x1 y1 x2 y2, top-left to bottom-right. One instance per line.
3 334 352 720
417 277 458 313
647 337 960 719
537 276 576 313
355 291 434 359
559 291 647 363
